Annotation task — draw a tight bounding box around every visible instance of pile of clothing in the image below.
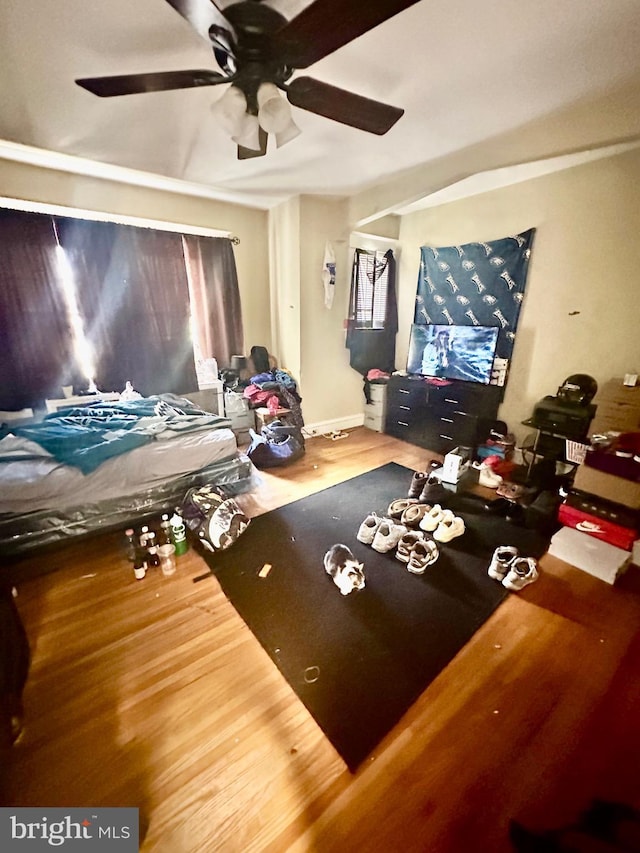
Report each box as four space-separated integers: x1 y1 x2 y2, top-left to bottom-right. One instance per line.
243 368 304 432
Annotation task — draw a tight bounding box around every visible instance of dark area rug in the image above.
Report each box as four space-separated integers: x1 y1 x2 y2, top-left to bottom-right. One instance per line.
202 462 551 771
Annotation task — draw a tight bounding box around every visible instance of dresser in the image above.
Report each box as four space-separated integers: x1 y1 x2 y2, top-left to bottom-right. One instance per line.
384 374 502 454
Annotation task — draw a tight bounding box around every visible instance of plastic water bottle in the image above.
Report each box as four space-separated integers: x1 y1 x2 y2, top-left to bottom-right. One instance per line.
170 509 189 556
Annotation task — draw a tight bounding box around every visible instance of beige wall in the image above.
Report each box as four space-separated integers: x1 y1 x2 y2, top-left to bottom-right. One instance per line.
0 157 271 364
268 197 301 379
395 147 640 444
5 147 640 442
298 195 356 426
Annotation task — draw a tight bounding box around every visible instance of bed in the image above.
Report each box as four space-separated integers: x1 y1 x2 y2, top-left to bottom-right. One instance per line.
0 394 255 556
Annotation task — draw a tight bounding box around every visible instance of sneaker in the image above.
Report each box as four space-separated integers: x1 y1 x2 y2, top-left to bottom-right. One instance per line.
407 539 440 574
396 530 425 562
372 520 408 553
400 503 432 528
419 505 452 533
488 545 519 581
433 515 466 543
408 471 428 498
502 556 539 591
496 481 528 501
387 497 419 520
473 462 503 489
419 474 449 504
357 512 382 545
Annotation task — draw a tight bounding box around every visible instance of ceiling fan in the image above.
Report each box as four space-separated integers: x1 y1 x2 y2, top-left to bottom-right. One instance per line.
75 0 421 159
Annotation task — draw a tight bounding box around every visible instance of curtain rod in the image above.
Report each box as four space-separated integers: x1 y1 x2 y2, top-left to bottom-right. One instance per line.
0 196 238 242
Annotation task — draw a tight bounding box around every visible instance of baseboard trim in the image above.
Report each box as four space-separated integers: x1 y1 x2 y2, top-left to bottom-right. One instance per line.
303 414 365 438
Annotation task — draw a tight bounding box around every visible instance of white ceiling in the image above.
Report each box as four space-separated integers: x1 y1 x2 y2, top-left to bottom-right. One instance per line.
2 0 640 213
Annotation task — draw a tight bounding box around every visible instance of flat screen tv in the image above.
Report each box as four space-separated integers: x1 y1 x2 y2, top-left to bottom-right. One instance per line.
406 323 499 385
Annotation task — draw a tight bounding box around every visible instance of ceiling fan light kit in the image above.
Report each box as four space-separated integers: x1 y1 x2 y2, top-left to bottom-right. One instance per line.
75 0 421 159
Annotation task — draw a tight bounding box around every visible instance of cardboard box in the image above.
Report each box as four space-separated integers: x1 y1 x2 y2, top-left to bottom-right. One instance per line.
572 464 640 509
549 526 631 584
589 378 640 435
441 446 471 483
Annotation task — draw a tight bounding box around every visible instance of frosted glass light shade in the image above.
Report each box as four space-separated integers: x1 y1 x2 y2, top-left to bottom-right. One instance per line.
210 85 248 135
231 113 262 150
275 117 301 147
257 82 292 133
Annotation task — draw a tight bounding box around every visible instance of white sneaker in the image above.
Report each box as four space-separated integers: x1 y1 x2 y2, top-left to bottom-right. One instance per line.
357 512 382 545
372 519 407 553
488 545 519 581
419 505 453 533
502 556 539 591
478 464 503 489
433 515 465 543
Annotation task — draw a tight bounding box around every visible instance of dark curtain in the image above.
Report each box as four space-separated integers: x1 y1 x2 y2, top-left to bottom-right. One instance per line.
0 210 72 409
182 235 244 369
346 249 398 375
56 217 198 396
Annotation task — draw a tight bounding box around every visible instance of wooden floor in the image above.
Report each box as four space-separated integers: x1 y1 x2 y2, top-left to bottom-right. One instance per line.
3 427 640 852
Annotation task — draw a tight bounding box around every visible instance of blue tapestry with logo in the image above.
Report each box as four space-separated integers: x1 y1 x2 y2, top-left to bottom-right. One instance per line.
414 229 535 368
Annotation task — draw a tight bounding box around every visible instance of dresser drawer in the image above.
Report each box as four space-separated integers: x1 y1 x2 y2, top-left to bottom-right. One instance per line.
385 413 424 445
427 381 501 416
422 426 460 455
428 407 478 445
368 383 388 405
388 376 429 406
364 411 385 432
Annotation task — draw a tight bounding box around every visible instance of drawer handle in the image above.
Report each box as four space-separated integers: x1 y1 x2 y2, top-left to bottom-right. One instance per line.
444 398 459 404
440 434 453 440
399 405 410 410
440 417 454 423
398 421 409 427
399 389 410 395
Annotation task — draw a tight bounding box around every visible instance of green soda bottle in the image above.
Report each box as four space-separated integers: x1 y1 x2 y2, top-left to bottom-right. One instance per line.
170 509 189 556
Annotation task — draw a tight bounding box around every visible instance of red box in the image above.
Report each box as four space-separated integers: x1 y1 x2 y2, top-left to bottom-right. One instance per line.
558 503 638 551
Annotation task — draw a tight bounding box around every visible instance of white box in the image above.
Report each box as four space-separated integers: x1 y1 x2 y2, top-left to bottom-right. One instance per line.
549 526 631 584
441 446 471 483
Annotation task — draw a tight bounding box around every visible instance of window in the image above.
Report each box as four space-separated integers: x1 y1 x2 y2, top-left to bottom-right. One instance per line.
350 249 392 328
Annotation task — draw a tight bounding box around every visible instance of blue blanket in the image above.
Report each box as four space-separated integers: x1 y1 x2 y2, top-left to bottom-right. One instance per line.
9 396 230 474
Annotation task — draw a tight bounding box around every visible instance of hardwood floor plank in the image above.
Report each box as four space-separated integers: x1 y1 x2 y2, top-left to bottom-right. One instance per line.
3 427 640 852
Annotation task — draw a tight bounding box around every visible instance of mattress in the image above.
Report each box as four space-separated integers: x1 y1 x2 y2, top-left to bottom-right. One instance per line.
0 427 239 515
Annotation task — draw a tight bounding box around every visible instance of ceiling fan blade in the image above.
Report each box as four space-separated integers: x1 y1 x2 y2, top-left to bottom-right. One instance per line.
237 127 268 160
273 0 422 68
76 69 229 97
286 77 403 135
163 0 233 43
